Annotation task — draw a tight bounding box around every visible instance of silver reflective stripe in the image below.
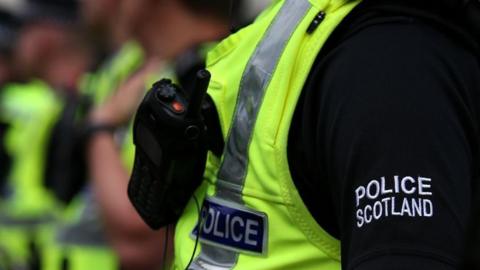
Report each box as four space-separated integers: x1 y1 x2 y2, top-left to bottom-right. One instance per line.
56 191 109 246
56 222 108 247
190 0 311 269
0 213 55 227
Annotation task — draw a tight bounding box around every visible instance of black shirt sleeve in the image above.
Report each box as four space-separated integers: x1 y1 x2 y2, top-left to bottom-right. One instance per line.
288 14 480 270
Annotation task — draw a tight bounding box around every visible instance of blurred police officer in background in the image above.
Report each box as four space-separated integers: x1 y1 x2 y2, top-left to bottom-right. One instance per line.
0 0 93 269
14 20 91 91
78 0 144 105
40 0 144 269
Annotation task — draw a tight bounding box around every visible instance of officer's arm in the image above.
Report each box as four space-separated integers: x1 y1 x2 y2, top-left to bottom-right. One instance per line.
310 20 480 269
86 60 170 270
87 132 171 270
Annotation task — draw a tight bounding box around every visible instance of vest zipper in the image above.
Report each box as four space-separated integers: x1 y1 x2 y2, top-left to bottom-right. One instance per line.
307 11 327 34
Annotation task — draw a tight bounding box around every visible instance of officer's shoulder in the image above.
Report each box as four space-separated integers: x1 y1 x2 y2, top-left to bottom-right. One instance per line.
306 14 480 118
318 15 477 86
327 16 474 71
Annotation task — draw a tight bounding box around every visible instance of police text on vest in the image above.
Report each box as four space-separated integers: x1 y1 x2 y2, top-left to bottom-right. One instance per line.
191 197 268 255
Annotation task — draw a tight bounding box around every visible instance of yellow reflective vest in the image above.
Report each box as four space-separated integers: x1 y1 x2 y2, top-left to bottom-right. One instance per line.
0 80 63 268
81 41 144 105
173 0 359 269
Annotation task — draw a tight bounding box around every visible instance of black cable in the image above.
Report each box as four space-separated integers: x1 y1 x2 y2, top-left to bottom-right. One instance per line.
184 195 204 270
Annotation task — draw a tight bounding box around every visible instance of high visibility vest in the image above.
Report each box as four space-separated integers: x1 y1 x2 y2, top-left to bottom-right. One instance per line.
80 41 144 104
0 80 63 268
42 190 119 270
0 81 62 215
173 0 359 269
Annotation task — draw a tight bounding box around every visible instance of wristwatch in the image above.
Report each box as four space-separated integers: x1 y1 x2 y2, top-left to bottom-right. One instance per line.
82 122 116 141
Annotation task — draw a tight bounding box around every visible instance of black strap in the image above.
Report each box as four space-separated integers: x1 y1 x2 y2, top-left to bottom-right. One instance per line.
44 93 92 204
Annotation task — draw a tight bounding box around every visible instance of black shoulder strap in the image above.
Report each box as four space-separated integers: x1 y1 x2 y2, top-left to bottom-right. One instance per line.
44 93 91 204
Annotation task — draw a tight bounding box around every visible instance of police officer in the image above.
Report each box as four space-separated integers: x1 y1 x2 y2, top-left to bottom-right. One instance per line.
40 0 145 269
128 0 480 269
0 0 92 268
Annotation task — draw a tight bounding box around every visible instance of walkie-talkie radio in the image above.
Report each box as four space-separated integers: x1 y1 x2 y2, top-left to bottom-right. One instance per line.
128 70 211 229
